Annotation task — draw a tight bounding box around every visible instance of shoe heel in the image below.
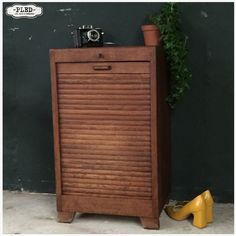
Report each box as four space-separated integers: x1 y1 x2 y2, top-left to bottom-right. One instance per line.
206 205 213 223
193 210 207 228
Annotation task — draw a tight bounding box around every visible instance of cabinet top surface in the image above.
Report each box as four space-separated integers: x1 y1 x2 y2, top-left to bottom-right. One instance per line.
50 46 158 55
50 46 157 51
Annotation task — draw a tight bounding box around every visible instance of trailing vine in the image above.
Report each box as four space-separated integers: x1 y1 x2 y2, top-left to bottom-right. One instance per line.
150 3 192 109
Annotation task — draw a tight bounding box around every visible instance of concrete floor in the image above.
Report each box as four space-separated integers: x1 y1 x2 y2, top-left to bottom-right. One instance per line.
3 191 234 234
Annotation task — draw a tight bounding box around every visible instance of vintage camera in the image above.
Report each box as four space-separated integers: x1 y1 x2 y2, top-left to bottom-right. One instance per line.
74 25 104 47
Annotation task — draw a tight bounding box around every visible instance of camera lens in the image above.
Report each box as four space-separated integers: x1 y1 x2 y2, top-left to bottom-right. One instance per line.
87 29 100 42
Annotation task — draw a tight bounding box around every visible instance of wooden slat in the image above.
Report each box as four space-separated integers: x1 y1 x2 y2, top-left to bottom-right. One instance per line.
60 129 150 137
58 73 150 79
59 109 150 116
62 162 151 172
58 78 150 85
60 129 150 138
59 119 150 127
61 192 151 200
61 143 150 152
58 89 150 95
62 167 151 177
58 83 150 90
58 104 150 111
61 138 150 147
59 99 150 105
60 125 150 133
63 182 151 193
60 133 150 141
62 172 151 183
61 147 151 157
61 157 150 166
63 186 151 197
62 177 151 187
59 114 150 121
59 94 150 100
61 153 151 162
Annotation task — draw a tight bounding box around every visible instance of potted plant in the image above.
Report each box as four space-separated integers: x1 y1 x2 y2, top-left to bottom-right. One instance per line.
141 24 161 46
148 2 192 108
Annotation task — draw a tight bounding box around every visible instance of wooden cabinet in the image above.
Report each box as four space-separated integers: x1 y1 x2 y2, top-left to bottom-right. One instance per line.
50 46 170 229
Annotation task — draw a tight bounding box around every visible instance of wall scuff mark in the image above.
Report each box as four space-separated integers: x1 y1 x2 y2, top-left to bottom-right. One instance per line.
9 27 20 32
57 8 72 12
201 10 208 18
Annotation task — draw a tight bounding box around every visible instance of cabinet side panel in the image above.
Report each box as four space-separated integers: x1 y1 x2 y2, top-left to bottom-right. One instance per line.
49 50 62 210
156 47 171 215
150 48 158 217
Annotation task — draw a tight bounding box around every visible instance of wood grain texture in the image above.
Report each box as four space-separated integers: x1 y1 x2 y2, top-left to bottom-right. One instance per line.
49 50 62 211
150 48 158 218
156 47 171 215
57 63 151 200
49 46 170 229
57 62 150 74
52 47 154 62
61 195 153 217
58 211 75 223
140 217 160 229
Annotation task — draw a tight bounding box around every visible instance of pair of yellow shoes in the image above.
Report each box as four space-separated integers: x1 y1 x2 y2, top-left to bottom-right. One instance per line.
165 190 213 228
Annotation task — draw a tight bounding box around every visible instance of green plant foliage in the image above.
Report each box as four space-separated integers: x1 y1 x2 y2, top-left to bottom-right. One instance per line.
150 2 192 109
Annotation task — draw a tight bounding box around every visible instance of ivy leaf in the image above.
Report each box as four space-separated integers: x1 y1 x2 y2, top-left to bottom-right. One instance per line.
149 2 192 109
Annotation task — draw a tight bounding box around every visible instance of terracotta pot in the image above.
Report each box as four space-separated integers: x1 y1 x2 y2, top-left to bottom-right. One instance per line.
141 24 161 46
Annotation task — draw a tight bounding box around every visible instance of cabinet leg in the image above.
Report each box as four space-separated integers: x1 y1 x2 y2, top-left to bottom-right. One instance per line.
140 217 160 229
58 211 75 223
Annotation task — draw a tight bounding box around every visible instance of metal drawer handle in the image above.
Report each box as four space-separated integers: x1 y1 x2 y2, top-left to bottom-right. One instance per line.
93 65 112 71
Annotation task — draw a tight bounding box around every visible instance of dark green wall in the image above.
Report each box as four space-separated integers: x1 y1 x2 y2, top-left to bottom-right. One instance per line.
3 3 234 202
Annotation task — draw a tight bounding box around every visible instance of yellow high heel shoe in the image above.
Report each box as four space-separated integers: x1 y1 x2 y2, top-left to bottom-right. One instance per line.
174 190 214 223
165 195 207 228
201 190 213 223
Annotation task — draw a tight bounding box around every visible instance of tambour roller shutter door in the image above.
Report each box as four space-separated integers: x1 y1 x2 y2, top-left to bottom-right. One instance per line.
56 63 152 200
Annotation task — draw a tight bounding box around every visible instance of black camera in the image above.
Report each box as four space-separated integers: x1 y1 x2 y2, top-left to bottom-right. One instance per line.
74 25 104 48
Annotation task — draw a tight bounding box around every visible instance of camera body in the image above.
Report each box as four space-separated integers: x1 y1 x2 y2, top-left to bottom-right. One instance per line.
74 25 104 48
